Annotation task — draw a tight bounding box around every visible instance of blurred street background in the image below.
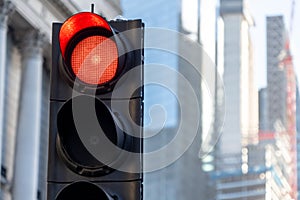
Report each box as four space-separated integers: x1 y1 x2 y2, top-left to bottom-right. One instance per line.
0 0 299 199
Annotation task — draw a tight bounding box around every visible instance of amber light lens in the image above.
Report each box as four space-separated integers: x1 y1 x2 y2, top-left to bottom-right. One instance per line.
71 35 118 85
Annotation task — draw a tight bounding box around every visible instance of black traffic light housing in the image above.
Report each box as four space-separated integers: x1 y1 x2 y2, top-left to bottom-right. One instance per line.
47 12 144 200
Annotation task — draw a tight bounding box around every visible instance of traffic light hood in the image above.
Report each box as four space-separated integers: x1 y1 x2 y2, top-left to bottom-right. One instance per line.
59 12 112 59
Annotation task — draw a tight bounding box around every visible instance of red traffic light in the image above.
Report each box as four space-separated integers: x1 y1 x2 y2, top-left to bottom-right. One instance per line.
71 35 118 85
48 13 144 200
59 12 119 86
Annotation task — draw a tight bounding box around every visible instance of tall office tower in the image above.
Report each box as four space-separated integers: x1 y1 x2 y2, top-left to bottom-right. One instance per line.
256 16 298 199
122 0 218 199
0 1 121 200
210 0 261 199
121 1 182 199
267 16 286 131
218 0 257 158
122 0 180 131
266 16 297 198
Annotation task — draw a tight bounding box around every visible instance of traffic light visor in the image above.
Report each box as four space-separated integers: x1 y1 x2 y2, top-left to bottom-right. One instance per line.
59 12 118 85
59 12 111 59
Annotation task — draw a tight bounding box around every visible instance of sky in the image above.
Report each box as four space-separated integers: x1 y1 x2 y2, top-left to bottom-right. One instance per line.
248 0 300 89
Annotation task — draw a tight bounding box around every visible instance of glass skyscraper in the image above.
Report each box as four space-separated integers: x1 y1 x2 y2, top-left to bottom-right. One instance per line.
122 0 218 199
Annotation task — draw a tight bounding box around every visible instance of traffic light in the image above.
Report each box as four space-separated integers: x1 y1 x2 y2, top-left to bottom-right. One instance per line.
47 11 143 200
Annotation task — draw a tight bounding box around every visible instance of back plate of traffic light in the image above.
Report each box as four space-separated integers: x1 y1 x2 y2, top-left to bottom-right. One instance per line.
47 14 144 200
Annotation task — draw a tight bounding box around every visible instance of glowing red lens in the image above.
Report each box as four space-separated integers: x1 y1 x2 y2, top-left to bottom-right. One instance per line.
71 35 118 85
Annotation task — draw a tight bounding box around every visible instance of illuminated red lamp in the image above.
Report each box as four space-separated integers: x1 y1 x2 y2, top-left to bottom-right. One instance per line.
59 12 119 86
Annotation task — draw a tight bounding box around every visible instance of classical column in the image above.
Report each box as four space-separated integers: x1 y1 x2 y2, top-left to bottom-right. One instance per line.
0 0 14 182
13 30 45 200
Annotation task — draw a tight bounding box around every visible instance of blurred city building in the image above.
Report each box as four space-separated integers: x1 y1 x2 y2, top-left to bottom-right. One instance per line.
209 0 262 199
212 144 293 200
121 1 182 199
265 15 297 198
218 0 258 156
266 16 287 133
122 0 218 199
0 0 121 200
211 12 298 199
122 0 180 130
